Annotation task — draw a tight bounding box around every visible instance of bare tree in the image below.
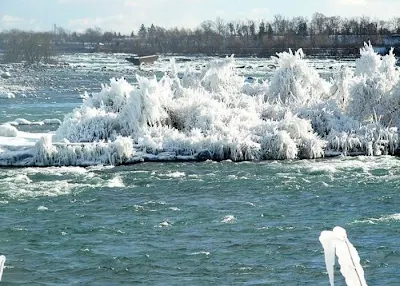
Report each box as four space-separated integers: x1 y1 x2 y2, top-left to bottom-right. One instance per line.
3 30 53 63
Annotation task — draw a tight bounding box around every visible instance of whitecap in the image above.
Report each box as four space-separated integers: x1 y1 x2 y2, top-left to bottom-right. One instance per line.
159 220 171 227
107 175 125 187
221 215 236 223
191 251 210 256
351 213 400 224
163 172 185 178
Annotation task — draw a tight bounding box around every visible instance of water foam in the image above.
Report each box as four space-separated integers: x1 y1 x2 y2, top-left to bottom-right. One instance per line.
106 175 125 187
0 167 103 199
351 213 400 224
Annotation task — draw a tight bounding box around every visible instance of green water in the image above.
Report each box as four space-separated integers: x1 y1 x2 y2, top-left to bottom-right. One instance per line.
1 157 399 285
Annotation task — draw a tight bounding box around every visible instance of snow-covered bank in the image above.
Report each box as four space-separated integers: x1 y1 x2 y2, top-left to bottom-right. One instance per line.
1 42 400 166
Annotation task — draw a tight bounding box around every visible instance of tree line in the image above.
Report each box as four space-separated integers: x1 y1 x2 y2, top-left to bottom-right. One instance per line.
2 13 400 63
1 30 53 63
128 14 400 56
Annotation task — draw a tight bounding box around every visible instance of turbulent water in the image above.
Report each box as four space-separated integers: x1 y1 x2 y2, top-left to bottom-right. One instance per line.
0 49 400 284
1 158 400 284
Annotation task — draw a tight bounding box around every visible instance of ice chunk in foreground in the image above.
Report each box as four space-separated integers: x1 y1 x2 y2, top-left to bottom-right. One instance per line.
0 255 5 281
319 226 367 286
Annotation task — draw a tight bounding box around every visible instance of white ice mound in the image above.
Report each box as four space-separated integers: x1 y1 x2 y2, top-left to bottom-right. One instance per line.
53 57 325 164
0 124 18 137
2 44 400 167
1 71 11 79
319 226 368 286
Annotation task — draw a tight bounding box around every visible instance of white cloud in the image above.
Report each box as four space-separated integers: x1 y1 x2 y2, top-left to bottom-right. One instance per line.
2 15 24 25
66 0 209 33
328 0 400 19
337 0 367 5
68 14 144 33
0 15 40 31
57 0 106 3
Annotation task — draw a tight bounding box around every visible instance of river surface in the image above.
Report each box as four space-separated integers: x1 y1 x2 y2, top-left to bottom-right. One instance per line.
0 54 397 285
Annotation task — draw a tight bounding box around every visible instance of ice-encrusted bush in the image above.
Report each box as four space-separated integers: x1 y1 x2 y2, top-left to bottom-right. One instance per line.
82 77 135 112
348 42 400 125
34 136 58 165
325 123 398 156
330 66 353 108
298 101 359 137
56 76 168 142
295 42 400 156
199 56 243 94
51 55 328 163
45 42 400 166
34 136 134 166
268 49 330 106
355 42 382 77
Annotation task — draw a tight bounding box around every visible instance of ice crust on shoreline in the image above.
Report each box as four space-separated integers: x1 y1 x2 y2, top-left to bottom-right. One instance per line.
1 42 399 166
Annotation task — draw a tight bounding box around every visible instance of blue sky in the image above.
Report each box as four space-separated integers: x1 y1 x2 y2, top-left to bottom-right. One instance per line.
1 0 399 34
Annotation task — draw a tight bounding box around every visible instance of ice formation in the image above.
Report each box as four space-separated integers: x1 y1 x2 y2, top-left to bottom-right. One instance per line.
1 71 11 79
0 91 15 99
320 226 368 286
1 42 400 166
0 255 5 281
0 124 18 137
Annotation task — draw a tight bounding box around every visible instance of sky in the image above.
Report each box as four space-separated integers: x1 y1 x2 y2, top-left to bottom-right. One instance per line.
1 0 400 34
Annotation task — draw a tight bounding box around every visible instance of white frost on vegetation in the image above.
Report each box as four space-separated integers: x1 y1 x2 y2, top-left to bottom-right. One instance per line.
2 42 400 166
269 48 330 106
52 55 326 166
33 135 134 166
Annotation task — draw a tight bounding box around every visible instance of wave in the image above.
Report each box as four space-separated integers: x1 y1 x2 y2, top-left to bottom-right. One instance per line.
351 213 400 224
7 118 62 126
1 42 400 166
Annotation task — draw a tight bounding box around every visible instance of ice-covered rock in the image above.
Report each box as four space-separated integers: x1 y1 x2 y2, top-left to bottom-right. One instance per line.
0 92 15 98
43 118 62 125
0 71 11 79
0 124 18 137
